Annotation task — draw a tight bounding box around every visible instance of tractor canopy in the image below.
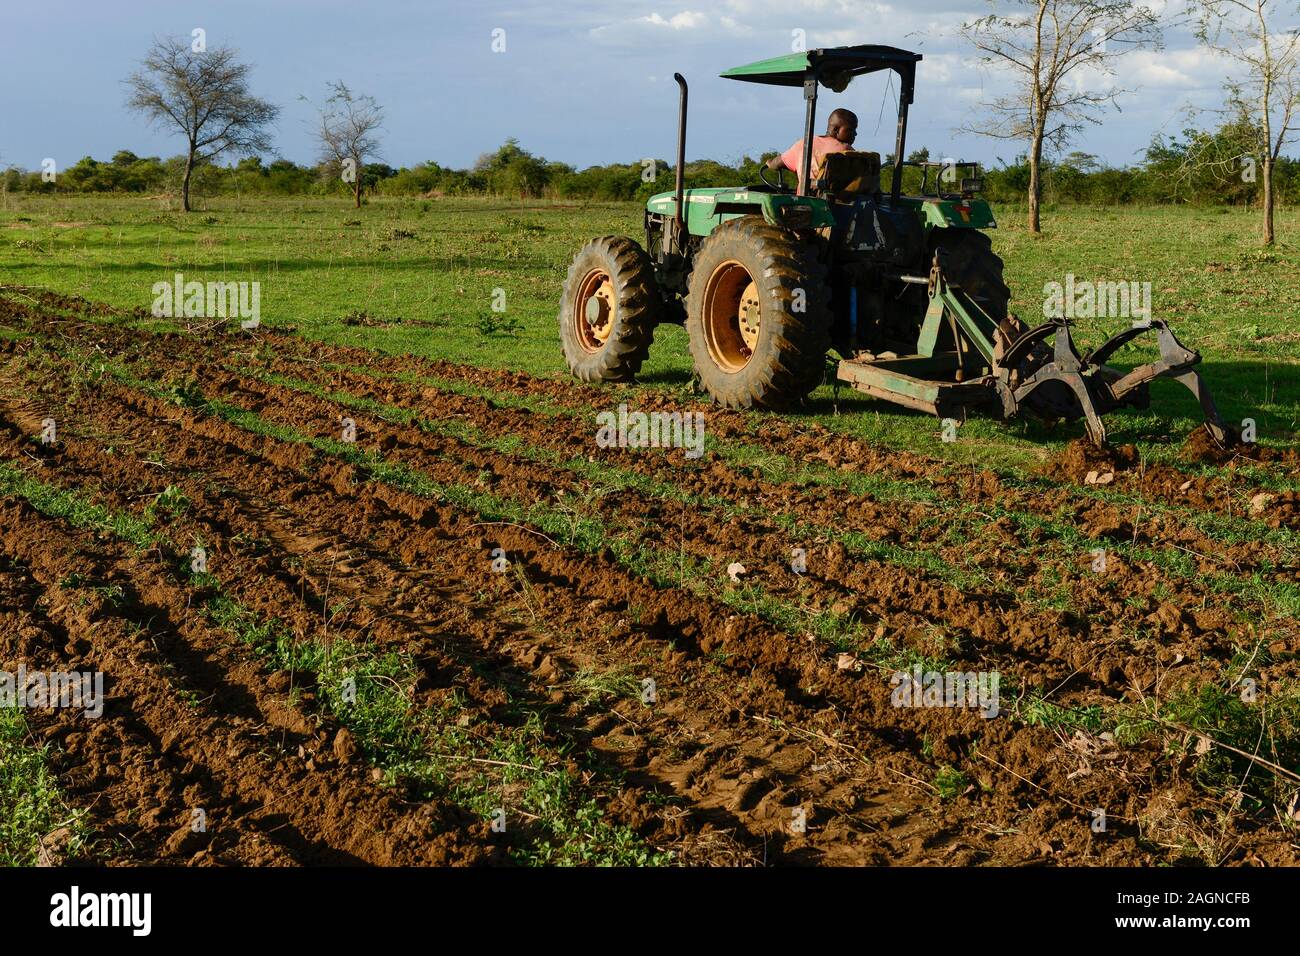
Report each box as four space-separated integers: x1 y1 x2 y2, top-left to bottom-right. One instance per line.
722 44 922 200
720 44 920 94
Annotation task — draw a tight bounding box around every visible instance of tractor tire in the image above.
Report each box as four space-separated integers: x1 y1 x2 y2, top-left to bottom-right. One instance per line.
931 229 1011 322
559 236 661 383
684 217 831 409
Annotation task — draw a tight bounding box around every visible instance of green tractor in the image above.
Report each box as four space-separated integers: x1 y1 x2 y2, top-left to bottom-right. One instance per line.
558 44 1226 446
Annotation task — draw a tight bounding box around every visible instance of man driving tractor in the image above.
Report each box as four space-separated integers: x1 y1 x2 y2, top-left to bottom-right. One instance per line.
765 108 859 191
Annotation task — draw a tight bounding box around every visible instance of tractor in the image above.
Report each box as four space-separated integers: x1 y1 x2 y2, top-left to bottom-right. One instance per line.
558 44 1226 446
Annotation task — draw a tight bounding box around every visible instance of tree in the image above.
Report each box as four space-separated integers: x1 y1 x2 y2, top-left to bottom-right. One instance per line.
124 36 279 212
1060 150 1102 171
1190 0 1300 244
315 82 384 208
961 0 1161 232
1152 110 1264 204
471 139 552 197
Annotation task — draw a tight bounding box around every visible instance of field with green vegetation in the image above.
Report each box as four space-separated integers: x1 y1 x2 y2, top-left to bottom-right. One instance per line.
2 194 1296 469
1 193 1297 867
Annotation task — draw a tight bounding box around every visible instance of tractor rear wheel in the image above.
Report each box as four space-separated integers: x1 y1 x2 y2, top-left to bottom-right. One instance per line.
685 217 830 409
559 236 661 383
931 229 1011 322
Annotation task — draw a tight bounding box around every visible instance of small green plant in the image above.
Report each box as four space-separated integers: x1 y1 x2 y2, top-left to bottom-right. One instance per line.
146 485 190 519
934 765 970 800
476 312 524 337
166 379 206 410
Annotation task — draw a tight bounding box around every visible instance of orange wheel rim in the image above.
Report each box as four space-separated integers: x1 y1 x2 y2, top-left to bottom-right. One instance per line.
574 269 615 353
702 260 757 372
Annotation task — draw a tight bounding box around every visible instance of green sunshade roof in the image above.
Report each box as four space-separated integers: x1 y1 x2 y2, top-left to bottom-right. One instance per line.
720 44 921 89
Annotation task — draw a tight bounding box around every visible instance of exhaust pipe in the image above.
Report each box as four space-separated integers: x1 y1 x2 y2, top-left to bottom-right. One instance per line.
673 72 687 256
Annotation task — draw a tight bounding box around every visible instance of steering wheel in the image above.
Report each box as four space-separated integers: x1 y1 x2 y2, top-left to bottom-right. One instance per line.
759 163 795 193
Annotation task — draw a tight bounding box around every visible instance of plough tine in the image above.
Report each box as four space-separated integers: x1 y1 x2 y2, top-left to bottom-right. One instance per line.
1171 369 1229 444
1012 320 1109 445
1087 319 1228 445
1103 322 1199 396
1060 372 1108 446
1052 320 1083 373
1049 323 1108 444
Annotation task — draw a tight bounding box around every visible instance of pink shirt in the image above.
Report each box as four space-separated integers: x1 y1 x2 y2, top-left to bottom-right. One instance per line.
780 135 850 190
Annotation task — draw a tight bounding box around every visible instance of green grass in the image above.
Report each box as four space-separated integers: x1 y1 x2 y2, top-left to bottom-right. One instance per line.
144 485 190 520
2 195 1295 472
0 706 88 865
0 461 160 549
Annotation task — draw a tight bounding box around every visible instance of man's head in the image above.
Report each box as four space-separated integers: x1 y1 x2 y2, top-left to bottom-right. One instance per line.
827 109 858 146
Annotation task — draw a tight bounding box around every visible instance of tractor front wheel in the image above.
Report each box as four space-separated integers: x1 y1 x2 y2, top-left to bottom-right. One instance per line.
685 217 830 409
559 236 661 383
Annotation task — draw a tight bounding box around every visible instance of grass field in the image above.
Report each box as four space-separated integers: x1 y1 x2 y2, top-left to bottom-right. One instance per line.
1 194 1298 867
2 194 1296 471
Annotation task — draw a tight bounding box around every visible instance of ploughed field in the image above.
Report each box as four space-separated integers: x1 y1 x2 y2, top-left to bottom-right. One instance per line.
1 285 1298 866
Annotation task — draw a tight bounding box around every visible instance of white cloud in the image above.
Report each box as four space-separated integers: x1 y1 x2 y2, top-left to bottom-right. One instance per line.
1128 47 1231 90
589 9 719 44
588 0 910 48
641 11 709 30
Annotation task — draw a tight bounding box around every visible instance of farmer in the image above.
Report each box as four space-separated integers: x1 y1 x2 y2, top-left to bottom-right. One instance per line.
766 108 858 191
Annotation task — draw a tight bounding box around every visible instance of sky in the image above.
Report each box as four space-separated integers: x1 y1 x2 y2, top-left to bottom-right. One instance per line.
0 0 1268 175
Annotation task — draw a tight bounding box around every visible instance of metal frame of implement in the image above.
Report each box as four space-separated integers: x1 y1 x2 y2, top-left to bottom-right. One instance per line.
835 258 1229 445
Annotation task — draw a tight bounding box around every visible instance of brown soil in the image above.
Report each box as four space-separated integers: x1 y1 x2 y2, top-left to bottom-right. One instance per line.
0 287 1297 867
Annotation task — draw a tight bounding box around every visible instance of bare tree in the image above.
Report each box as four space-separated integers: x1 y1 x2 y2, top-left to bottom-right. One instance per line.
315 82 384 208
1191 0 1300 245
124 36 279 212
961 0 1162 233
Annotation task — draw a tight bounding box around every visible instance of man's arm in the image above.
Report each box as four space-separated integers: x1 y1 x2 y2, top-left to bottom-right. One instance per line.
765 154 785 171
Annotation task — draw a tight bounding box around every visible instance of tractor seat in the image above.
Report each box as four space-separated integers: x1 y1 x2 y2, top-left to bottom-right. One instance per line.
815 150 882 197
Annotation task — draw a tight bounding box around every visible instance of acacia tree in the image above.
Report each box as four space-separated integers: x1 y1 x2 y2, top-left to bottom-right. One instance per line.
125 36 279 212
1191 0 1300 245
315 82 384 208
961 0 1161 233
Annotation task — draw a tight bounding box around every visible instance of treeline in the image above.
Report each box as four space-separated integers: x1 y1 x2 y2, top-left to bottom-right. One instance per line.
6 128 1297 207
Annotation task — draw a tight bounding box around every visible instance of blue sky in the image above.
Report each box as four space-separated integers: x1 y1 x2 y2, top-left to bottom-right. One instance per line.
0 0 1255 174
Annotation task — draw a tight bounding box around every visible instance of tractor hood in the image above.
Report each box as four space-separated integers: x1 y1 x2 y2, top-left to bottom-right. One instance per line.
720 44 921 93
